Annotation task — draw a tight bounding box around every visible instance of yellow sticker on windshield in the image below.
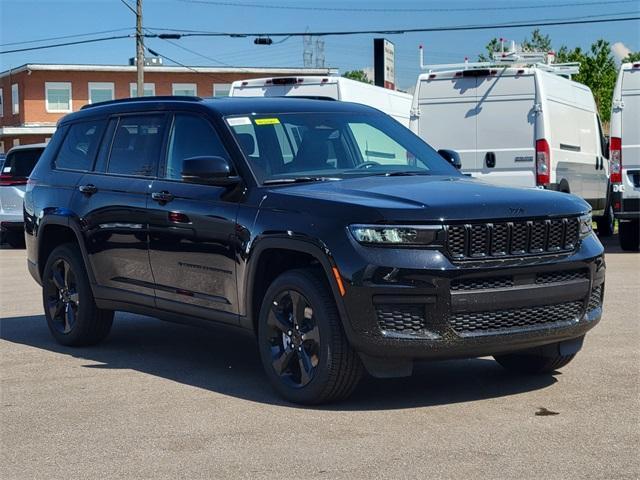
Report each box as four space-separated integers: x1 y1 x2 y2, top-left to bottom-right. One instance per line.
255 118 280 125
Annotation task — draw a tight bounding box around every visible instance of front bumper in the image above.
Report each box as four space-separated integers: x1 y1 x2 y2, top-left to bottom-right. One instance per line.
335 234 605 362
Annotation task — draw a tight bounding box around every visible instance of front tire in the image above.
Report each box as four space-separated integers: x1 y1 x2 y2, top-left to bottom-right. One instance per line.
257 269 363 404
5 231 25 248
619 219 639 251
42 243 113 346
494 351 576 374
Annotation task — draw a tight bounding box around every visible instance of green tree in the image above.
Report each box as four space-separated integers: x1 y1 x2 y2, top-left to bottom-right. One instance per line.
478 29 551 61
623 51 640 63
342 70 372 84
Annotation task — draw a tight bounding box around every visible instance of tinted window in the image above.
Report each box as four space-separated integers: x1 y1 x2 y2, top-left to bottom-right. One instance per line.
166 114 229 180
55 120 106 171
3 148 44 178
107 115 165 177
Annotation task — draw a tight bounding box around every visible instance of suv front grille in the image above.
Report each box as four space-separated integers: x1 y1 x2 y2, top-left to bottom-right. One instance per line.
376 304 426 333
536 270 588 284
451 276 514 291
450 301 583 335
446 217 580 260
587 285 603 312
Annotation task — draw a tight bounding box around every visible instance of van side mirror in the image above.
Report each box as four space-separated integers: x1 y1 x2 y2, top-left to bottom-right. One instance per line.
181 156 240 186
438 149 462 170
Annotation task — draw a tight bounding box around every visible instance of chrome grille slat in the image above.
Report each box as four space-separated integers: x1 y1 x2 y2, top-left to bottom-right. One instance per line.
446 217 580 261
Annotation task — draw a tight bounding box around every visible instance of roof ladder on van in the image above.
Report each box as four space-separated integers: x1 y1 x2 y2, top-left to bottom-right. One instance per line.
418 41 580 77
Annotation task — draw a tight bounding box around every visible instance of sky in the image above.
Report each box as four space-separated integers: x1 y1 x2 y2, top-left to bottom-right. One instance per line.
1 0 639 91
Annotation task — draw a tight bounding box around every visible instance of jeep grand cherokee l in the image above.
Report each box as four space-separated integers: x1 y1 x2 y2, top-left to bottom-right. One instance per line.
24 97 605 404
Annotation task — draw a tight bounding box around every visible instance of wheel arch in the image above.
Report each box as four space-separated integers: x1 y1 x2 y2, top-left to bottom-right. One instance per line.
244 237 346 334
37 215 96 285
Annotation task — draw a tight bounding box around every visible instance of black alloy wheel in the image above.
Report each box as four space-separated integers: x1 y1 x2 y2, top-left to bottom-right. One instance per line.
258 269 363 404
266 290 321 388
45 258 80 335
42 243 114 346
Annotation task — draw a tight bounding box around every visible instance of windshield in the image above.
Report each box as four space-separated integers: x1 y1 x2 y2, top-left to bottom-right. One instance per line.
225 112 459 184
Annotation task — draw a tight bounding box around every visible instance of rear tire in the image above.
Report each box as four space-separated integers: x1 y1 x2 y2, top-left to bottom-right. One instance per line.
494 351 576 374
595 204 614 237
619 220 640 251
42 243 113 346
257 268 363 404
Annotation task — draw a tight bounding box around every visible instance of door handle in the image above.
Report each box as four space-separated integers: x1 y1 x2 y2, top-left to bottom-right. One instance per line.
151 191 174 203
78 184 97 195
485 152 496 168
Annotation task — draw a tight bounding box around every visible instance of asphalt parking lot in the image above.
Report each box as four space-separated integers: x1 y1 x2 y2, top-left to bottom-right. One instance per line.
1 237 638 479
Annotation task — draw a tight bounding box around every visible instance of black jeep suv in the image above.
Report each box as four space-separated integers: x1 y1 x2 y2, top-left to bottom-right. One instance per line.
25 97 605 404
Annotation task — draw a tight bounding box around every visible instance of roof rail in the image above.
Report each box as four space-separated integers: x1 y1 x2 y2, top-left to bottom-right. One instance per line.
81 95 203 110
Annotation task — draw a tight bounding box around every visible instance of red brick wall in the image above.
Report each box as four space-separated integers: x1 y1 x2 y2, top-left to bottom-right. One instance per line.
1 68 309 127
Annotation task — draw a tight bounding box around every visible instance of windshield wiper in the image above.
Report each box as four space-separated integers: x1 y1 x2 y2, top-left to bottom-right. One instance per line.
263 176 341 185
383 171 431 176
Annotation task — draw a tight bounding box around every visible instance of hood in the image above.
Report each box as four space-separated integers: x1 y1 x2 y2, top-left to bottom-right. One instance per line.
266 175 590 222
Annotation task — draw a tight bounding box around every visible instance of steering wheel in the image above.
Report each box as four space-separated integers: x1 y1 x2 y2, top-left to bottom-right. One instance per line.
355 161 381 169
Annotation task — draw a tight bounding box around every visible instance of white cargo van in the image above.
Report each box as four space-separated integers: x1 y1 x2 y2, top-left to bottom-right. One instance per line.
609 62 640 251
410 59 612 234
230 76 412 127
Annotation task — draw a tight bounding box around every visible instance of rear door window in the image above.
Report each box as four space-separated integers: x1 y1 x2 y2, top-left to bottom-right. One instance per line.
55 119 106 171
106 115 166 177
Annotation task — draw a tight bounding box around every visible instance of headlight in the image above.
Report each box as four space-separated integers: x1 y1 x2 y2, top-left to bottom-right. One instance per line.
578 213 593 239
349 224 443 246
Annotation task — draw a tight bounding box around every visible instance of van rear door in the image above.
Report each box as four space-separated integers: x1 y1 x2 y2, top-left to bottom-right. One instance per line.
621 67 640 171
474 70 536 187
415 74 478 173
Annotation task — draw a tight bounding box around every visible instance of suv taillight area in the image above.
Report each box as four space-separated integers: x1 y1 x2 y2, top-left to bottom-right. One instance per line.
0 174 28 186
609 137 622 184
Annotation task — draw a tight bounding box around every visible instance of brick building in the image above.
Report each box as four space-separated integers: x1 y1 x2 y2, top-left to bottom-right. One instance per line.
0 63 336 152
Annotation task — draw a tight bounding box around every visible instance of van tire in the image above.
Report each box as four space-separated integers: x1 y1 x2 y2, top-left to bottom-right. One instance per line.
494 352 576 374
42 243 114 346
257 268 363 404
619 220 640 251
595 205 614 237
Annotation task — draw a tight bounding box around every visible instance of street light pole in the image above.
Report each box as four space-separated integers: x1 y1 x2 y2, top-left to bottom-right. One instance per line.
136 0 144 97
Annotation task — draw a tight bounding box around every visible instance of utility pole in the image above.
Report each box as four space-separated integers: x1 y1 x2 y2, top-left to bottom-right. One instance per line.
136 0 144 97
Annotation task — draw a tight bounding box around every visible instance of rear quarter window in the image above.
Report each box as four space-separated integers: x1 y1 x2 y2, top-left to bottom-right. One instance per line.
55 119 106 171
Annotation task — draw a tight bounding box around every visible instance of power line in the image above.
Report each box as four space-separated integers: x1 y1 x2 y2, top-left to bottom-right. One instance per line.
176 0 638 13
0 28 133 47
118 0 137 15
148 15 640 38
0 35 132 55
2 14 638 55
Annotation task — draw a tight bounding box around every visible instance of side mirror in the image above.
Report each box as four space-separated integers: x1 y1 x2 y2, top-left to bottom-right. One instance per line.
438 149 462 170
181 156 240 186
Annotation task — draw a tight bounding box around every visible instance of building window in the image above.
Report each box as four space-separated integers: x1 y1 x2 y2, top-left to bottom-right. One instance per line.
11 84 19 114
0 88 4 117
129 83 156 97
45 82 72 113
213 83 231 97
172 83 197 96
88 82 115 104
